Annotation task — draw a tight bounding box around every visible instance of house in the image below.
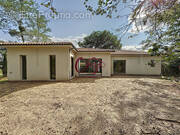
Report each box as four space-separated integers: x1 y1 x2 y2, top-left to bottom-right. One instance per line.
0 42 161 81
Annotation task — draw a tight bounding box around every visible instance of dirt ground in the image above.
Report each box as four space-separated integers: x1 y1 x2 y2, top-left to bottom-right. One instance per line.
0 76 180 135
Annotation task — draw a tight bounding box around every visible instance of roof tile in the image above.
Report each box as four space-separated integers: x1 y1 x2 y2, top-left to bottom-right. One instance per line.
0 42 73 46
77 48 114 52
0 42 149 55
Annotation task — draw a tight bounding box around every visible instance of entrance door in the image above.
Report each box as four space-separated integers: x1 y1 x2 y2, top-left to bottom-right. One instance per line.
71 57 74 77
50 55 56 80
113 60 126 74
21 55 27 80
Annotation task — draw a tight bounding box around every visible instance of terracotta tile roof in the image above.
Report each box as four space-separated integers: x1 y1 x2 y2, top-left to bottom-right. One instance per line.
77 48 115 52
0 42 78 51
0 42 149 55
111 50 149 55
0 42 73 46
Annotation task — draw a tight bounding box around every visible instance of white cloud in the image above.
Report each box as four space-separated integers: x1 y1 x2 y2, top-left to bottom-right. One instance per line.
51 34 87 48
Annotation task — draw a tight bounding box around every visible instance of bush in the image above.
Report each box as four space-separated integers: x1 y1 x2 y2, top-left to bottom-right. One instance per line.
162 58 180 77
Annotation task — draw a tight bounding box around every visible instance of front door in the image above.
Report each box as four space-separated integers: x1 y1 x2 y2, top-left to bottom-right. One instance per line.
113 60 126 74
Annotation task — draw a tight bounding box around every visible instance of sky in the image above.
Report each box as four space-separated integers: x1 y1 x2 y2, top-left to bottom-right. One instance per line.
0 0 147 50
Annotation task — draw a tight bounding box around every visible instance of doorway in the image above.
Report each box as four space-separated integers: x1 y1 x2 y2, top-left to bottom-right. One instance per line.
71 57 74 77
21 55 27 80
113 60 126 74
50 55 56 80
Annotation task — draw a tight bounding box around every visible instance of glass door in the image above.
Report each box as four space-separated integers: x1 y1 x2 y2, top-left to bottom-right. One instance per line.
113 60 126 74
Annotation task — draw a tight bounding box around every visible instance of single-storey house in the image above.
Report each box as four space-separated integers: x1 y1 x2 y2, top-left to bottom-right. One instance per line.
0 42 161 81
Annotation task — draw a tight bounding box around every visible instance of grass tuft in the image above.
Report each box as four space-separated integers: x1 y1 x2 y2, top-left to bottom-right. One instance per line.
0 69 7 82
0 69 2 78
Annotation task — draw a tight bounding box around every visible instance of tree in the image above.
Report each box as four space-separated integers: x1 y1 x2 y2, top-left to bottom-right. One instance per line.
78 30 122 49
143 3 180 53
25 11 51 42
0 0 51 42
0 50 7 77
142 3 180 76
0 41 7 77
83 0 179 41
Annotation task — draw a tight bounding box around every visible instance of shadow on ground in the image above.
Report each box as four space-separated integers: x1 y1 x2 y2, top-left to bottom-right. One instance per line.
0 81 58 98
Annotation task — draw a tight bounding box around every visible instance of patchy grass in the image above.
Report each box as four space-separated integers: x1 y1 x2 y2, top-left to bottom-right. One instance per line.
0 69 2 78
0 69 7 82
0 77 179 135
0 77 7 83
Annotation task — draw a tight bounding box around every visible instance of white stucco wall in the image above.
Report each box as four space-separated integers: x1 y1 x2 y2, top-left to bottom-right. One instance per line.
111 56 161 75
75 52 111 77
6 46 161 81
7 47 71 81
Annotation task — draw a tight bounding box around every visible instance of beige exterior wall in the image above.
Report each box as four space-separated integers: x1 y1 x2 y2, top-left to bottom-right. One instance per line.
75 52 111 77
7 47 71 81
111 56 161 75
6 47 161 81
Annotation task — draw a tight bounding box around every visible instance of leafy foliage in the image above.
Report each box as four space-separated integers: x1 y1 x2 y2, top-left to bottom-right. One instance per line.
0 0 51 42
142 3 180 76
78 30 122 49
41 0 57 15
0 45 7 77
83 0 121 18
25 12 51 42
83 0 178 36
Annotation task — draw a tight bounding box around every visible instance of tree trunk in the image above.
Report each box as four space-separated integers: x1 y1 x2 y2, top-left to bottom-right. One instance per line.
20 33 25 43
19 0 25 43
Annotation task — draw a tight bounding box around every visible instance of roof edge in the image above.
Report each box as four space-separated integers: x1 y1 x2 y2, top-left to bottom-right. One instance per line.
0 42 78 52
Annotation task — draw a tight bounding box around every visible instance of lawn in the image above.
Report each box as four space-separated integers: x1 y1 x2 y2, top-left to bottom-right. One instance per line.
0 77 179 135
